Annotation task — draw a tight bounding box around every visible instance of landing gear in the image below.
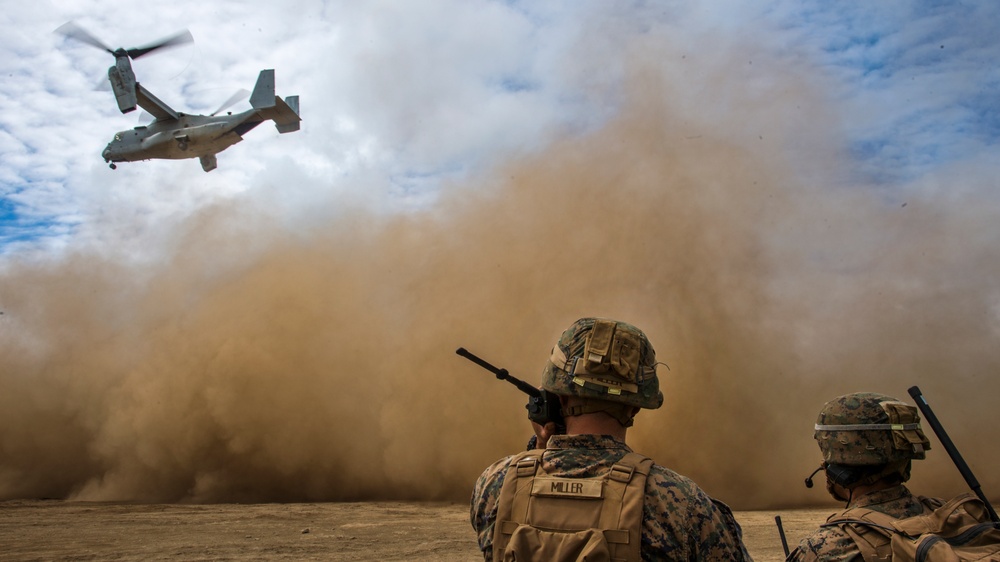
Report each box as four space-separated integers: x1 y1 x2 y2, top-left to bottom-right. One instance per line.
109 163 117 170
178 141 188 151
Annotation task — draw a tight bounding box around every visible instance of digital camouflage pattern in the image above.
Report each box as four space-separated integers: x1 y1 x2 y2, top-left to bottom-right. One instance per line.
470 434 752 561
793 393 941 561
788 485 943 561
815 393 930 466
541 318 664 410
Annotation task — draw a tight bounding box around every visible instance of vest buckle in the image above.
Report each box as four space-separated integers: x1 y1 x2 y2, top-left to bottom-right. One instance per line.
608 463 635 483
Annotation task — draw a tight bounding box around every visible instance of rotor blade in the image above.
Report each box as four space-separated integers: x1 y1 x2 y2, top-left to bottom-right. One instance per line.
93 76 111 91
54 21 113 54
210 89 251 116
127 30 194 59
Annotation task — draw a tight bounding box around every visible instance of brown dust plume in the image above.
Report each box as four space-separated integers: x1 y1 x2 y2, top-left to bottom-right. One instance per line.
2 46 999 510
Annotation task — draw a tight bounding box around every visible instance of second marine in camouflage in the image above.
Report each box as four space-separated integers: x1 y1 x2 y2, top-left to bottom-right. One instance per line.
789 392 939 561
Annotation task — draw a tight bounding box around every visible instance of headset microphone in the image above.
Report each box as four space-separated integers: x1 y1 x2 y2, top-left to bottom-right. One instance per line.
804 464 825 488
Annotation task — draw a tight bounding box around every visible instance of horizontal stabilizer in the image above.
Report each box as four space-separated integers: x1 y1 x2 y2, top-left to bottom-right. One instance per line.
274 95 300 133
247 69 300 133
285 95 299 117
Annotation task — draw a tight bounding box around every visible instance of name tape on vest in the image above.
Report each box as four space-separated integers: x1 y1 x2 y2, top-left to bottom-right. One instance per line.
530 477 603 499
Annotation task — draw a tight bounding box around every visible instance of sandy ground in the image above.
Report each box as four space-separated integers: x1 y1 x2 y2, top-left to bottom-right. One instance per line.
0 500 830 561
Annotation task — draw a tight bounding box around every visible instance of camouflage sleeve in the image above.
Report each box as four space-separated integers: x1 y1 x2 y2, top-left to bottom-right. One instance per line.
642 468 754 561
710 498 754 561
787 545 814 562
469 456 513 562
787 526 862 562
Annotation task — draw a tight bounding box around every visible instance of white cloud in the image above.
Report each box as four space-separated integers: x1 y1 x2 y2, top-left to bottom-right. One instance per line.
1 0 999 257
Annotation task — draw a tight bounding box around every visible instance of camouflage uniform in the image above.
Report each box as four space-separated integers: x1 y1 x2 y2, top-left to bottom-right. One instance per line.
788 485 942 561
789 392 939 562
470 433 752 561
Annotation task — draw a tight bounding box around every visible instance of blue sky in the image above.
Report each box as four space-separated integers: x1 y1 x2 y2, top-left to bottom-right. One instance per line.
793 2 998 183
0 1 996 258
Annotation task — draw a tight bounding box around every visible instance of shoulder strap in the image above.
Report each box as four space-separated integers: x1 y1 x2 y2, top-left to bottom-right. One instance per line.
600 452 653 562
492 450 545 560
825 508 899 562
916 495 945 512
893 493 987 536
829 493 987 537
829 508 901 533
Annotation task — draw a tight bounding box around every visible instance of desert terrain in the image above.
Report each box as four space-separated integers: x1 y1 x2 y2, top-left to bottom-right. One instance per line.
0 500 829 561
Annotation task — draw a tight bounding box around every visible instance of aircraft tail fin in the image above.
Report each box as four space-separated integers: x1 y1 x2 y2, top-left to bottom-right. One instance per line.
249 69 276 110
249 69 300 133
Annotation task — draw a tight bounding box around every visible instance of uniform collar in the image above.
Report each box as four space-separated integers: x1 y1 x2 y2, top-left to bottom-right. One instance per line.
546 434 632 451
849 484 912 508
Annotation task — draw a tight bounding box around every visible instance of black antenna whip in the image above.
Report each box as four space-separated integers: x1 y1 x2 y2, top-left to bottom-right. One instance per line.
908 386 999 523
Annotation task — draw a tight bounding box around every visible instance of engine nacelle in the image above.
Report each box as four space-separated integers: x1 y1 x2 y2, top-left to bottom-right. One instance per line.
108 66 137 114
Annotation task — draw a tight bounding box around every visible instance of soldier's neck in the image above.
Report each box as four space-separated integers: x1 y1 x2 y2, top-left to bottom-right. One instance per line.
844 482 896 506
564 414 628 440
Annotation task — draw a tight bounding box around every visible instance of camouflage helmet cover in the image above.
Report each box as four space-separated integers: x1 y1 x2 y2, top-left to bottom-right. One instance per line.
541 317 664 409
814 392 931 466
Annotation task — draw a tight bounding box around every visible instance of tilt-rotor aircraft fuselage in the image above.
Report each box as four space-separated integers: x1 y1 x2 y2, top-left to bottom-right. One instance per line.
103 70 300 172
54 22 300 172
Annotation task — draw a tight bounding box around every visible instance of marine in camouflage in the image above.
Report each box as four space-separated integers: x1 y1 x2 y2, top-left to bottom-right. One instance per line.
470 434 752 561
790 392 941 561
471 318 749 560
788 485 943 561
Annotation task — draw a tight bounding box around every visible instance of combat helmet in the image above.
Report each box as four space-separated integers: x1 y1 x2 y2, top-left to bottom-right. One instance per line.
814 392 931 469
541 318 664 415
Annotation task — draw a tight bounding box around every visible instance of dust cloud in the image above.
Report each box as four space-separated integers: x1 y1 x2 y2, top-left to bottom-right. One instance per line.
2 40 999 510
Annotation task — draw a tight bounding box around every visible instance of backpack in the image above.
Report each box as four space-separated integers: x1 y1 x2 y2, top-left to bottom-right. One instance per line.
825 493 1000 561
491 449 653 562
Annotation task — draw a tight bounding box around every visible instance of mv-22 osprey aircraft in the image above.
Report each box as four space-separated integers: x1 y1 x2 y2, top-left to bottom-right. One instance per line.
56 22 300 172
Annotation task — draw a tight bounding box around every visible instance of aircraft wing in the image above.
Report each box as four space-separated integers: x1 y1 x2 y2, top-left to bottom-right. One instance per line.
135 83 179 121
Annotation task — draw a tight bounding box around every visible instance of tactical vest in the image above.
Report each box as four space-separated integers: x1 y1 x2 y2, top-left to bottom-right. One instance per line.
492 449 653 562
825 493 1000 562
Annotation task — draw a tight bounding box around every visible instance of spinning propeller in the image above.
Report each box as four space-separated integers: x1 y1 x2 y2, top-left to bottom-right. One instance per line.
210 89 251 116
137 89 250 124
55 21 193 60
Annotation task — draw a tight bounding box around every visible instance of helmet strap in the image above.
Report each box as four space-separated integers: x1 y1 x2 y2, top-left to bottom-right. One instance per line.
828 459 911 504
562 402 637 427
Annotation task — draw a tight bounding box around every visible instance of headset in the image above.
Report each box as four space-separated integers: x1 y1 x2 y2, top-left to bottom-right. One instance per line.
804 462 868 489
